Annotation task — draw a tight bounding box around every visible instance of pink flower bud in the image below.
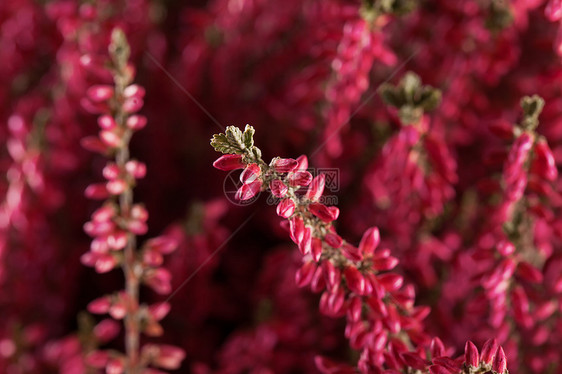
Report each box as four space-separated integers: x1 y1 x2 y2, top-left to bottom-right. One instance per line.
131 204 149 221
288 170 313 187
324 232 343 248
95 253 118 273
127 220 148 235
125 160 147 179
81 136 109 153
401 353 427 370
347 297 362 322
100 130 122 148
497 240 515 256
85 350 109 368
149 302 171 321
430 338 445 358
85 183 109 199
377 273 403 292
143 250 163 266
480 338 498 364
311 238 323 262
492 346 507 373
511 286 531 327
311 266 326 292
367 295 387 317
488 119 514 139
289 216 305 244
88 297 111 314
374 256 398 271
106 358 124 374
305 174 325 201
84 220 114 237
344 267 366 295
145 268 172 295
240 163 261 184
517 261 543 283
87 85 114 102
106 179 128 195
296 155 308 171
309 203 338 222
342 243 363 261
123 97 144 113
148 345 186 370
532 140 557 181
126 115 147 130
270 179 288 197
320 288 345 316
92 204 116 222
108 231 128 250
98 115 117 130
81 98 108 114
235 179 262 200
146 236 178 254
93 319 120 343
296 261 316 287
464 341 479 367
91 237 110 253
123 84 146 99
213 154 245 171
103 163 121 180
322 260 341 290
359 227 380 256
546 0 562 21
272 157 298 172
299 226 312 255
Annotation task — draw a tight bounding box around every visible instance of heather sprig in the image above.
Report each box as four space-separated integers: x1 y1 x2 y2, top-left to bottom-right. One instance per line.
211 125 508 373
80 28 184 373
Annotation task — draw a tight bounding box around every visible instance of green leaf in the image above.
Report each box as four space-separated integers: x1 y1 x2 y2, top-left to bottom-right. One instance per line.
210 125 258 155
243 124 255 149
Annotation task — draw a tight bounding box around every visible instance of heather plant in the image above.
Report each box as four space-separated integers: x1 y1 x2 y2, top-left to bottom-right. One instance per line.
80 29 184 373
3 1 562 374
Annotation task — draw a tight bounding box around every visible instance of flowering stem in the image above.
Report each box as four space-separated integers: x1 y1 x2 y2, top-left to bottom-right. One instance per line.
113 62 141 374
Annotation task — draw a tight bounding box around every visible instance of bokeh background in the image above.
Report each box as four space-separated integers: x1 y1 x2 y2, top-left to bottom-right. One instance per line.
2 0 562 372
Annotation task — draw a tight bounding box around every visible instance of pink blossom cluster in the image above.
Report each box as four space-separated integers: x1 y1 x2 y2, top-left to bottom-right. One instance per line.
3 0 562 373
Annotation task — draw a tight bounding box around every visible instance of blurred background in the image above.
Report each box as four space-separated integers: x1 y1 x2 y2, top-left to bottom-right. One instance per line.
2 0 562 372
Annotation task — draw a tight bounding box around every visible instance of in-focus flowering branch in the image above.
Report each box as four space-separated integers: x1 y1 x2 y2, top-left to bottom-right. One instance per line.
80 28 184 374
211 125 509 373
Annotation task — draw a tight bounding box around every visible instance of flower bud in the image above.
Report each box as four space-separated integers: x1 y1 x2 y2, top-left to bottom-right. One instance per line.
309 203 338 222
305 174 325 201
125 160 147 179
123 84 146 99
359 227 380 255
270 179 288 197
235 179 262 200
87 85 114 102
288 170 312 187
213 154 245 171
311 238 323 261
344 266 366 295
464 341 479 367
98 115 117 130
480 338 498 364
271 157 298 173
126 115 147 130
492 346 507 373
240 163 261 184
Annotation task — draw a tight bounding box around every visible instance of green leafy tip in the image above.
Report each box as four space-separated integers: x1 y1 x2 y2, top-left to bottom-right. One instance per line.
211 125 261 159
379 72 441 124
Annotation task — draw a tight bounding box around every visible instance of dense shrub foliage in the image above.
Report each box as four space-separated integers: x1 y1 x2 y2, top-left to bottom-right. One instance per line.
2 0 562 373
